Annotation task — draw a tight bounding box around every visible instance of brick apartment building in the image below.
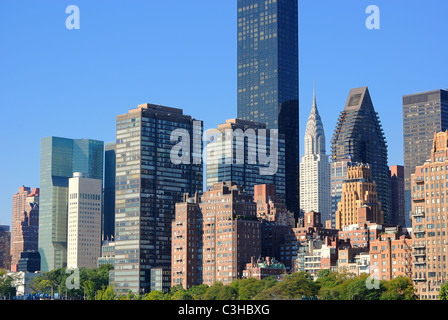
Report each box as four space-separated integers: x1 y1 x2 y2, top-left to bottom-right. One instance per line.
171 182 261 289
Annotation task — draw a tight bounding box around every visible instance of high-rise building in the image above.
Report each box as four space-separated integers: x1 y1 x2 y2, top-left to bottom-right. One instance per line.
390 165 406 227
171 182 261 289
39 137 104 271
237 0 299 217
113 103 203 294
103 142 116 242
206 118 285 201
331 86 390 224
330 158 352 229
0 225 11 270
11 187 39 272
410 131 448 300
335 163 384 230
300 86 331 223
403 89 448 228
67 172 102 269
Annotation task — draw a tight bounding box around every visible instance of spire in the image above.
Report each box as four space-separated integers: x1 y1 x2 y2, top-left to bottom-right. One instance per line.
304 80 326 156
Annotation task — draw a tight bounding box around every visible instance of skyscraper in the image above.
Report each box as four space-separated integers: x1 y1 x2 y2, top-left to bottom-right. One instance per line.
39 137 104 271
403 89 448 227
0 225 11 270
330 158 352 229
331 86 390 224
67 172 102 269
206 118 286 200
300 86 331 223
410 131 448 300
113 103 203 294
237 0 299 217
390 165 405 227
11 186 39 272
103 142 116 242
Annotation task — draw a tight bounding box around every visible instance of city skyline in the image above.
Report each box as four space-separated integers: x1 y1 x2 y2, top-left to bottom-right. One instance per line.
1 0 448 227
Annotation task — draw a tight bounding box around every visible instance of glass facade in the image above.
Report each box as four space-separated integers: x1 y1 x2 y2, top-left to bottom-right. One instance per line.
237 0 299 216
331 87 390 225
114 104 203 294
39 137 104 271
206 119 285 200
103 142 116 241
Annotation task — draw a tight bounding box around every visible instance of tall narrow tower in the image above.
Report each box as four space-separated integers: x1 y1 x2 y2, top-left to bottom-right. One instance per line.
331 87 390 224
300 85 331 223
237 0 299 217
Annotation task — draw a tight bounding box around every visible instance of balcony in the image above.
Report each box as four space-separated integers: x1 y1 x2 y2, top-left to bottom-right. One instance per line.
411 211 425 218
413 260 426 266
412 197 425 202
413 251 426 257
415 178 425 184
412 276 427 282
413 244 426 249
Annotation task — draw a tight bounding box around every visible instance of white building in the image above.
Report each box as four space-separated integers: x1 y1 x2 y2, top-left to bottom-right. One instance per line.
67 172 102 269
300 84 331 223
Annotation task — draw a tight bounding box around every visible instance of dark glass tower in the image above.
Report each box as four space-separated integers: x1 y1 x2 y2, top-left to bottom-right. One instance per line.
331 87 390 225
237 0 299 217
403 89 448 227
113 103 203 295
103 142 116 241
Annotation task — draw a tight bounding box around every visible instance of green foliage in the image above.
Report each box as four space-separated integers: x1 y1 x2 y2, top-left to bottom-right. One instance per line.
0 269 16 297
380 276 417 300
439 282 448 300
202 282 238 300
253 272 319 300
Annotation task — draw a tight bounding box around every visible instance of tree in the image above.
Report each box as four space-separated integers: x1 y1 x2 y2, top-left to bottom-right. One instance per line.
338 274 384 300
142 290 168 300
202 282 238 300
230 277 277 300
438 282 448 300
186 284 208 300
254 272 319 300
0 269 16 298
380 276 417 300
95 285 116 300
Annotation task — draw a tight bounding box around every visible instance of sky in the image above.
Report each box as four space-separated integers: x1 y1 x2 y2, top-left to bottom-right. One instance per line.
0 0 447 226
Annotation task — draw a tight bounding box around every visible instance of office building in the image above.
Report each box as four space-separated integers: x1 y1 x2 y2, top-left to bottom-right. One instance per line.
11 186 39 272
39 137 104 271
17 251 41 273
67 172 102 269
237 0 300 217
300 87 331 223
411 131 448 300
334 163 384 230
206 118 286 200
403 89 448 227
390 165 406 227
171 182 261 289
331 87 390 224
113 103 203 294
103 142 116 241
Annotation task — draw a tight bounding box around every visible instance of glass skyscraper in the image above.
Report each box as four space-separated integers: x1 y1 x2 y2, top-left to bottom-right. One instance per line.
331 87 390 225
103 142 116 241
206 118 286 200
113 103 203 295
39 137 104 271
403 89 448 227
237 0 299 217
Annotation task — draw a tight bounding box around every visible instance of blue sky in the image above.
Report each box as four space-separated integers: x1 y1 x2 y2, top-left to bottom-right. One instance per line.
0 0 447 226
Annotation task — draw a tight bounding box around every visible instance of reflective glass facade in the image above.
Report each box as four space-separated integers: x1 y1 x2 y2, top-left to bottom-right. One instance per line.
237 0 299 216
206 119 286 201
39 137 104 271
113 104 203 294
103 142 116 241
331 87 390 225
